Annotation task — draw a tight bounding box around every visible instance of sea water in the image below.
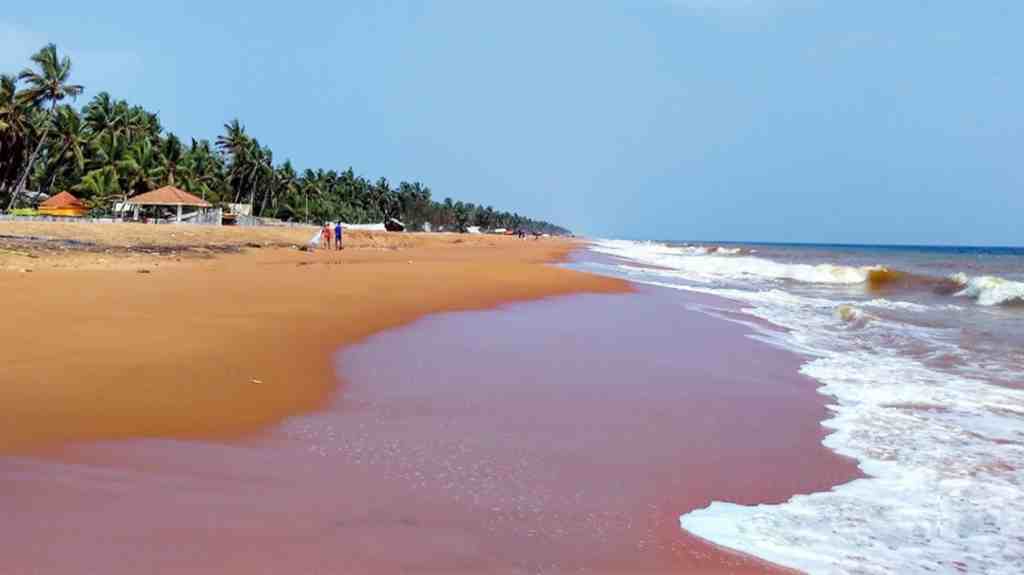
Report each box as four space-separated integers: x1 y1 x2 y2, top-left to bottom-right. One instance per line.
579 240 1024 574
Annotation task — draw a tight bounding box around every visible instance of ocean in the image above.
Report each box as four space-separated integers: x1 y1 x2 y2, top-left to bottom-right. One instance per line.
579 239 1024 574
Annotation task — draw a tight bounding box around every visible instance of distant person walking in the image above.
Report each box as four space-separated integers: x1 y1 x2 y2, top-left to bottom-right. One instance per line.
334 222 343 250
321 224 332 250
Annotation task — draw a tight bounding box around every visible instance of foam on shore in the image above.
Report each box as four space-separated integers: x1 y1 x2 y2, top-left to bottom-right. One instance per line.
589 239 1024 574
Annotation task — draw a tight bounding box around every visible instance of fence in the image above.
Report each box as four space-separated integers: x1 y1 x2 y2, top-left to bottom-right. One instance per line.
1 212 319 228
0 215 120 224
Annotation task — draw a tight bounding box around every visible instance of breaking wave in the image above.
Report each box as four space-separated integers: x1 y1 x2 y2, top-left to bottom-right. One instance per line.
952 273 1024 307
591 240 874 285
584 239 1024 574
593 240 1024 308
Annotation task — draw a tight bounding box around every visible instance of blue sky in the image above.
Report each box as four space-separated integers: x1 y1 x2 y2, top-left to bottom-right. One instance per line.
3 1 1022 244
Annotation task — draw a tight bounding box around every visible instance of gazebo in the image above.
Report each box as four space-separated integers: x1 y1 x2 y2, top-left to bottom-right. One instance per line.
126 186 212 223
38 191 88 217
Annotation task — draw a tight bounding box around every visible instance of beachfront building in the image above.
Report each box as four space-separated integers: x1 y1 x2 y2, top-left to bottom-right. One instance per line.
38 191 88 217
126 186 213 223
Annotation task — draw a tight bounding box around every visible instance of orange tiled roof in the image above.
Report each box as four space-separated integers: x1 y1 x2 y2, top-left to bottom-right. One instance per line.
39 191 86 209
126 186 211 208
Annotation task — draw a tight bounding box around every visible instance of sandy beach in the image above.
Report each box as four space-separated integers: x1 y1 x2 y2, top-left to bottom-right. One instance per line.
1 221 864 573
0 221 623 453
4 8 1020 571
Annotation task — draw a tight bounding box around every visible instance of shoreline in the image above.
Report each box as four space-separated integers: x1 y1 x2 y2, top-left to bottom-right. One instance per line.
0 222 626 454
581 237 1024 573
0 281 859 573
1 224 861 573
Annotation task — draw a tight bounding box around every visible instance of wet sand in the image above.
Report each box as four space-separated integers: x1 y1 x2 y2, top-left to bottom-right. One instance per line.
1 286 860 573
0 225 622 452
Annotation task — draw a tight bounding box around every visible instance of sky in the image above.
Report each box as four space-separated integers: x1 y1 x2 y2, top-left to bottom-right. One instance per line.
2 1 1022 244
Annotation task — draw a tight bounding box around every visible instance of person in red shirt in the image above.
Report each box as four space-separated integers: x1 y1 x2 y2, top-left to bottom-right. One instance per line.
321 224 332 249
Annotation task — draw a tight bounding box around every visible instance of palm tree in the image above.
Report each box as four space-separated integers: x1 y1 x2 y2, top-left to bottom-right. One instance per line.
179 139 223 201
229 138 270 214
0 75 18 148
8 44 83 208
119 139 161 197
0 74 35 197
122 105 161 143
83 92 121 136
300 168 320 223
270 160 297 219
88 131 128 174
3 44 568 231
156 133 183 186
43 105 90 193
216 119 254 205
75 166 121 214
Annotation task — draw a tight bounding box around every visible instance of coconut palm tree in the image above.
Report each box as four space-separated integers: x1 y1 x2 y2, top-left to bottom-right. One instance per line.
373 177 399 221
44 105 90 193
178 139 224 201
216 119 254 204
156 133 183 186
7 44 83 208
88 131 128 174
122 105 161 143
232 138 268 213
17 44 85 109
75 166 121 214
3 43 571 233
119 139 161 197
256 145 274 216
0 74 35 197
273 160 297 217
82 92 121 136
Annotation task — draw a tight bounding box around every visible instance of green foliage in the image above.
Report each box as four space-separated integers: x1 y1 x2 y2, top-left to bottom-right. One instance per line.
76 166 121 212
0 44 571 235
16 44 84 109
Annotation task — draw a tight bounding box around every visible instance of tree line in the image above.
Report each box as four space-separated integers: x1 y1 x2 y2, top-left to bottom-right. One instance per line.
0 44 570 234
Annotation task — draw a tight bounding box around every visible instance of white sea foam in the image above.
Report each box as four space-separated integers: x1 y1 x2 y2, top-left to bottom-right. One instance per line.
591 239 874 286
587 239 1024 574
863 298 932 312
835 304 871 325
952 274 1024 307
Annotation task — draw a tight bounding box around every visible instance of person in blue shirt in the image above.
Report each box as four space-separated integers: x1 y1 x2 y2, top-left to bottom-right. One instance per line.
334 222 343 250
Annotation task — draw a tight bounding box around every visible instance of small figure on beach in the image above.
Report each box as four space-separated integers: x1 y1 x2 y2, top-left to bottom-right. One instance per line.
321 224 332 250
334 222 343 250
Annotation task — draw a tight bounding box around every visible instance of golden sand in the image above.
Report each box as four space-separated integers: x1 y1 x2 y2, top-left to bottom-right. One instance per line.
0 221 627 453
